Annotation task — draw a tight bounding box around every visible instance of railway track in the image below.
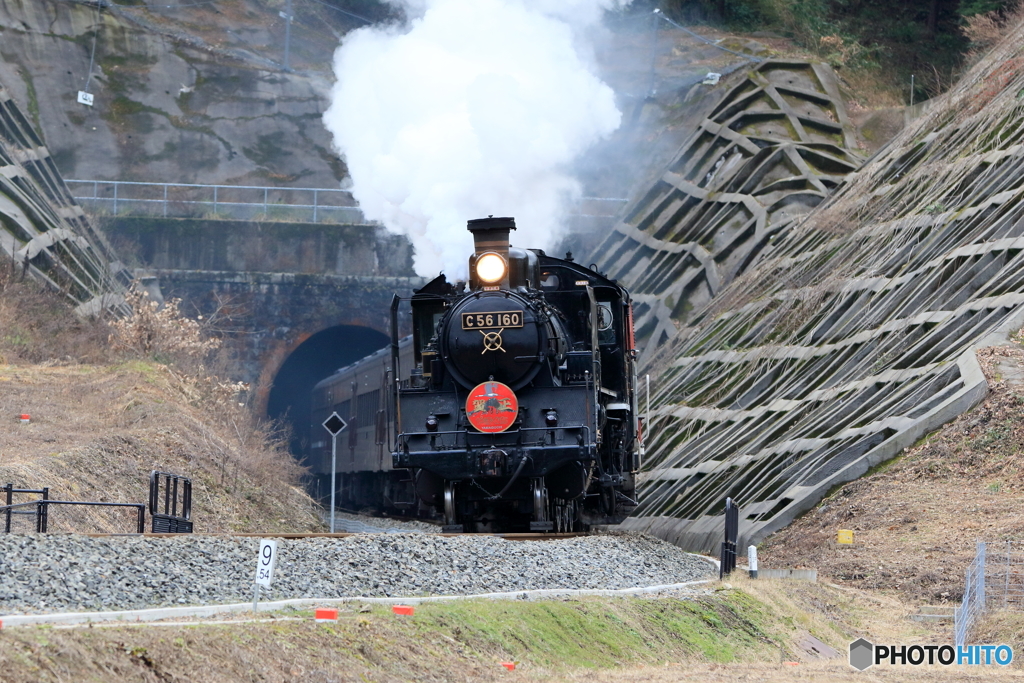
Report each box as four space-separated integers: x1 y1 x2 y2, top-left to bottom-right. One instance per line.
0 532 715 619
79 532 589 540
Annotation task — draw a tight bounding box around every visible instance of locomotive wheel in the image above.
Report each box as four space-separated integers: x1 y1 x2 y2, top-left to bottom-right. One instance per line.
443 481 457 527
532 478 549 524
552 498 578 533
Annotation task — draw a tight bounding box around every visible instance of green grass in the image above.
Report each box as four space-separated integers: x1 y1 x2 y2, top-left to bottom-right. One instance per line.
392 592 780 669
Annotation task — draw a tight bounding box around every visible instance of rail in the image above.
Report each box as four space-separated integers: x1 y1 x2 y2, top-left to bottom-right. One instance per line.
65 179 627 225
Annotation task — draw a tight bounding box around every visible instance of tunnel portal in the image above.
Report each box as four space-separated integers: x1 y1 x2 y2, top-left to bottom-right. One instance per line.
267 324 390 465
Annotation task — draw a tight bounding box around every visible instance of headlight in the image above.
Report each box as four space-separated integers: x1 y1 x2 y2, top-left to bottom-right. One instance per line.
476 252 506 284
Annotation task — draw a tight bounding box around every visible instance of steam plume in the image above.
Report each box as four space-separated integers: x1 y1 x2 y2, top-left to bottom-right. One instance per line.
323 0 627 277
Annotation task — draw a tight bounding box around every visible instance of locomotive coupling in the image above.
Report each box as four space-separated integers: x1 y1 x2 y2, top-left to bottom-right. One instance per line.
479 448 507 477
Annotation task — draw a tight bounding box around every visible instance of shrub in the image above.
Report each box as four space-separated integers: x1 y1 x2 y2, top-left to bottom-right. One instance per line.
109 284 220 365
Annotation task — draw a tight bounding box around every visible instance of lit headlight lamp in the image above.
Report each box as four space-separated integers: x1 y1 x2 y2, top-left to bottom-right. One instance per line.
476 252 507 284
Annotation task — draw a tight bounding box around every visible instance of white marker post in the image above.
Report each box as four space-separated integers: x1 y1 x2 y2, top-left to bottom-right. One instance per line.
322 412 348 534
253 538 278 612
748 545 758 579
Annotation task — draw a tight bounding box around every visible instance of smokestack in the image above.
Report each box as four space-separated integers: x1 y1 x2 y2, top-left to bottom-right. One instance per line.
467 216 516 257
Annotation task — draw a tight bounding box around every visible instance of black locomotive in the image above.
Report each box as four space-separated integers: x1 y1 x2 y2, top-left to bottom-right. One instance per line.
310 217 640 531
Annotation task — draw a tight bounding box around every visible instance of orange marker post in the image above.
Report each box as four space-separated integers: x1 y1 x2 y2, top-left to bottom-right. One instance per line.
391 605 415 616
19 414 29 424
501 662 516 671
315 608 338 622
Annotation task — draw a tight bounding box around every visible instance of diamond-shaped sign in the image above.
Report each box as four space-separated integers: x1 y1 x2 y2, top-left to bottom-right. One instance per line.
322 412 347 436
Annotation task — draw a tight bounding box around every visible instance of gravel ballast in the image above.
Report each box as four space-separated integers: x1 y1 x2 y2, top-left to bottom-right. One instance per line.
0 533 716 615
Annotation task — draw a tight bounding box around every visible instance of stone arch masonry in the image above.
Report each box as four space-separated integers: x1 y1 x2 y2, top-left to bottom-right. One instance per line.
0 84 127 314
99 216 425 403
609 39 1024 551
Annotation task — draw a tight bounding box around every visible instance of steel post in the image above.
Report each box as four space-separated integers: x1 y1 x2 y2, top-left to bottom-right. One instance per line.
330 433 337 533
283 0 293 70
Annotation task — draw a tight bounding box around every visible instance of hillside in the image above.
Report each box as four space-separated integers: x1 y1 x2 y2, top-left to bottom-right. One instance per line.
0 268 322 533
0 0 356 186
617 10 1024 553
760 343 1024 604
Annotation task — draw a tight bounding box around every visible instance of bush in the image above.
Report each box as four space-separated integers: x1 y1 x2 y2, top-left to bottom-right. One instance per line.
108 285 220 366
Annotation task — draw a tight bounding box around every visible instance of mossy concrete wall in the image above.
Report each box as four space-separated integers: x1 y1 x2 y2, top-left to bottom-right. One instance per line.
99 216 414 277
0 0 344 187
101 215 422 409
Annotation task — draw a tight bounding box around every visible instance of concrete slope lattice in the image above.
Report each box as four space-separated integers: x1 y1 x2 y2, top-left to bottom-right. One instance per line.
0 84 127 315
587 60 863 363
620 32 1024 551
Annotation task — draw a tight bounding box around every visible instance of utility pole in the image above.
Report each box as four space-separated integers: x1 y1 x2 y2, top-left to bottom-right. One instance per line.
280 0 293 70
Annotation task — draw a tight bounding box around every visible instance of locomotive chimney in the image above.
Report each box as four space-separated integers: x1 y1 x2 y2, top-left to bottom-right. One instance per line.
467 216 516 257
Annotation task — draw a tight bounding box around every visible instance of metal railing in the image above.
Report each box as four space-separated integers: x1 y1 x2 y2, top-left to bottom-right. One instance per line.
65 179 628 226
3 484 47 533
66 180 366 224
149 471 193 533
0 500 146 534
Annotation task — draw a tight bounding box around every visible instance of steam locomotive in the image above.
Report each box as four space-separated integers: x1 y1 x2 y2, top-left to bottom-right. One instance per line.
309 217 640 531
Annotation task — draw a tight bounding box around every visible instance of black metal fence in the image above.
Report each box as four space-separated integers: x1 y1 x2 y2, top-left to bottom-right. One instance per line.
3 484 48 532
1 499 145 533
1 471 194 535
149 471 193 533
719 497 739 579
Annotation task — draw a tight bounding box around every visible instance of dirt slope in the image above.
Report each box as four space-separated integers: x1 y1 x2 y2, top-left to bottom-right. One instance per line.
759 344 1024 605
0 361 322 533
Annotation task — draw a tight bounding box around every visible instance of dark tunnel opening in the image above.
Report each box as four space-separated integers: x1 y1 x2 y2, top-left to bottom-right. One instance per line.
267 325 389 468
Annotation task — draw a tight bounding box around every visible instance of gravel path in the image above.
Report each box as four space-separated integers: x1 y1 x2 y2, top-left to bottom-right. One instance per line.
322 510 439 533
0 532 715 615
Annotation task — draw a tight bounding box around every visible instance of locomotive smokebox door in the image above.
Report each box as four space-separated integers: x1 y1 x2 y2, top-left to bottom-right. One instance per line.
446 297 542 389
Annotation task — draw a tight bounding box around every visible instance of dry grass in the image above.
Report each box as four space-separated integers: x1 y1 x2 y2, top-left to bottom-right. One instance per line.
0 261 115 365
0 361 321 532
563 659 1024 681
5 576 1024 682
965 2 1024 58
0 257 322 533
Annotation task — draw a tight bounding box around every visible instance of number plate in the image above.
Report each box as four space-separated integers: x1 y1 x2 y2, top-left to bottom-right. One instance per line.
461 311 524 330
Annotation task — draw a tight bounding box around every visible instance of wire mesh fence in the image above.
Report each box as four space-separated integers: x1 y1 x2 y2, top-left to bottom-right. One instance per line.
954 541 1024 646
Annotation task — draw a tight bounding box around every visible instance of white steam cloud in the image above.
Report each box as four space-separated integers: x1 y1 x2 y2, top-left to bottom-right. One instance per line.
323 0 627 277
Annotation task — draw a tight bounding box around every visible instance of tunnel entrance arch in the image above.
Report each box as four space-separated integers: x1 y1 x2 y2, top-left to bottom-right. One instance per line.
267 324 390 465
